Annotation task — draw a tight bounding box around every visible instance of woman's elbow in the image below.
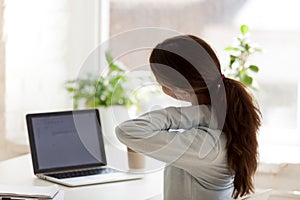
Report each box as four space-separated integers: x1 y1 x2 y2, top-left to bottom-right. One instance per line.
115 126 128 144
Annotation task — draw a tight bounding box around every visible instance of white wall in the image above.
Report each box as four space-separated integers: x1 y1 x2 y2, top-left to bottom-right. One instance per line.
4 0 109 144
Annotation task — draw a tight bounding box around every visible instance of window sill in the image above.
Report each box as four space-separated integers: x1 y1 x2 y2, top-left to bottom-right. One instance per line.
0 136 30 161
270 190 300 199
257 162 288 175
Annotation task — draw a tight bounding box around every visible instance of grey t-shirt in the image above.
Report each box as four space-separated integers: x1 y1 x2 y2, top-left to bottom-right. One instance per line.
115 105 234 200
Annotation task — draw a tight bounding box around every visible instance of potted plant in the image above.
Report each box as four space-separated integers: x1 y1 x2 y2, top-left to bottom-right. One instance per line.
65 52 137 144
65 51 145 169
224 24 262 91
65 52 135 109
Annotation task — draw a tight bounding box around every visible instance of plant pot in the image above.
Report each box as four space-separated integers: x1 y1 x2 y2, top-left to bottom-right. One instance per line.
127 147 145 170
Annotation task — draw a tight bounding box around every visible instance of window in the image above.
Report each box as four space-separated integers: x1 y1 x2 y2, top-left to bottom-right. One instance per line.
109 0 300 163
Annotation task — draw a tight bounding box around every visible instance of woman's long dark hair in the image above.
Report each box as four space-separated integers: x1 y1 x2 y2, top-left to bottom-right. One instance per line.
149 35 261 199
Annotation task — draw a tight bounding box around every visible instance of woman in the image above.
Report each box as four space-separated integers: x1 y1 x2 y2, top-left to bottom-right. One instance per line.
115 35 261 199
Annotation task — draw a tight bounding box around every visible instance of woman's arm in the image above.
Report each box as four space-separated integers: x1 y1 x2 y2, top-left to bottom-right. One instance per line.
115 105 222 169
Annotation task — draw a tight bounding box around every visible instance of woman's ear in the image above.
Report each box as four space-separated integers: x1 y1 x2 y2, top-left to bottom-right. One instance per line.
162 86 194 102
173 88 193 101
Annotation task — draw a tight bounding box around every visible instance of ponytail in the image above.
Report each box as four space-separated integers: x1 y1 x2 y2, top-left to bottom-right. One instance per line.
221 78 261 198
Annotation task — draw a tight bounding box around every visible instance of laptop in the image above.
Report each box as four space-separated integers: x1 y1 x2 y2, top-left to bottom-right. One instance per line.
26 109 143 187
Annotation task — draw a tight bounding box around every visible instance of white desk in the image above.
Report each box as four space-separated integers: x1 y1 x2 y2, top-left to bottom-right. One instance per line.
0 154 164 200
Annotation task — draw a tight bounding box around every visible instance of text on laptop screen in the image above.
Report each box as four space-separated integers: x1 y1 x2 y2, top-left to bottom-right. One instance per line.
30 111 106 170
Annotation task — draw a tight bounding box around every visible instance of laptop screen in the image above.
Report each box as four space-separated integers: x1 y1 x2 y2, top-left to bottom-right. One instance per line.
26 109 107 174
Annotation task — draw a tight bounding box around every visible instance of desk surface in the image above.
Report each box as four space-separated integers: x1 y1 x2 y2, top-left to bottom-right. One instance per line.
0 154 164 200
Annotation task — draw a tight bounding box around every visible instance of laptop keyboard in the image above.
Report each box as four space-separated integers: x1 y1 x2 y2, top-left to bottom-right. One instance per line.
48 168 118 179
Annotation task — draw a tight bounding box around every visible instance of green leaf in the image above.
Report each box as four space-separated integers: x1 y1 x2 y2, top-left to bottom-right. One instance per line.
241 74 253 85
240 24 249 35
105 51 114 65
248 65 259 72
110 63 122 71
229 55 237 68
224 46 240 51
66 87 75 92
253 47 262 53
245 43 250 51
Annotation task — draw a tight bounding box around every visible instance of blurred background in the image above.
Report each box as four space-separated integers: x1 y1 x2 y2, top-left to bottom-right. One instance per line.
0 0 300 198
